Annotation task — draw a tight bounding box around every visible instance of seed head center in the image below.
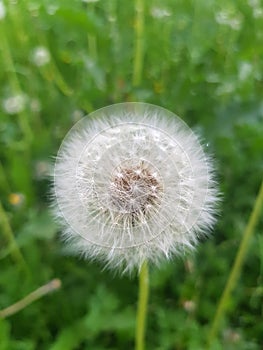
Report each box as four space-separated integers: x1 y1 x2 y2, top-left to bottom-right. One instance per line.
110 163 162 216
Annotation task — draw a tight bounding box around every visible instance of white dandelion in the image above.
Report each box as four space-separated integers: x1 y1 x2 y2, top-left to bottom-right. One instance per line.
31 46 50 67
150 7 172 19
53 103 219 274
0 1 6 20
2 94 27 114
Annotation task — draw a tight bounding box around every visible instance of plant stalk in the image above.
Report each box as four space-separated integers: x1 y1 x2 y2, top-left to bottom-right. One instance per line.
135 260 149 350
207 179 263 347
0 279 61 318
133 0 144 87
0 201 28 274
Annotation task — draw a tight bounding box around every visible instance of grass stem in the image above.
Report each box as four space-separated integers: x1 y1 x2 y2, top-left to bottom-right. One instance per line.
133 0 144 87
0 201 29 274
207 179 263 347
0 279 61 319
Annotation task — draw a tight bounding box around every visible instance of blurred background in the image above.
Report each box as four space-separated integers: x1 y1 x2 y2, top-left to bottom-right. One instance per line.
0 0 262 349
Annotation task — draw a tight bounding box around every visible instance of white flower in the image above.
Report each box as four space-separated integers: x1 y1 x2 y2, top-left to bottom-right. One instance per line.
31 46 50 67
46 5 59 15
253 7 263 18
2 94 27 114
150 7 171 19
0 1 6 20
215 10 242 30
53 103 219 274
238 61 253 81
30 98 41 112
248 0 259 7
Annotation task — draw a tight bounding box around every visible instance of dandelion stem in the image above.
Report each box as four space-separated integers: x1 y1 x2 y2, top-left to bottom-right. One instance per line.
0 279 61 319
207 179 263 347
133 0 144 87
135 260 149 350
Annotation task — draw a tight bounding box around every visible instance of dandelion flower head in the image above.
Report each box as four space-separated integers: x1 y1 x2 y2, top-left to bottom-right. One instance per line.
53 103 219 274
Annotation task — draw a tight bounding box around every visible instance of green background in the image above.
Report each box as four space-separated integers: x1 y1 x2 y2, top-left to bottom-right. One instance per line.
0 0 262 349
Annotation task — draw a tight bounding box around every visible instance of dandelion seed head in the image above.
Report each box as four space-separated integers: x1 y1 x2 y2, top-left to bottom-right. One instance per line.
31 46 50 66
183 300 196 313
53 103 219 274
46 4 59 15
248 0 259 7
0 1 6 20
150 6 171 19
215 10 242 30
108 160 163 219
3 94 27 114
253 7 263 18
30 98 41 113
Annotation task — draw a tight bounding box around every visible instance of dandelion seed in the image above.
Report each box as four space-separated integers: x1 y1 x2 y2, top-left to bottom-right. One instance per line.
52 103 219 274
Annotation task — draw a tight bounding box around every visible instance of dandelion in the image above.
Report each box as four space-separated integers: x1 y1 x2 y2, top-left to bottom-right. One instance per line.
53 103 219 274
215 82 235 96
223 329 241 343
29 98 41 113
238 61 253 81
150 7 171 19
2 94 27 114
182 300 196 313
248 0 259 7
46 5 59 15
215 10 242 30
253 7 263 18
31 46 50 67
0 1 6 20
27 3 40 17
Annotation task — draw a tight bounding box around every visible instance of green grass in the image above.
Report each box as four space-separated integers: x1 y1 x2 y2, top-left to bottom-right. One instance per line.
0 0 263 349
